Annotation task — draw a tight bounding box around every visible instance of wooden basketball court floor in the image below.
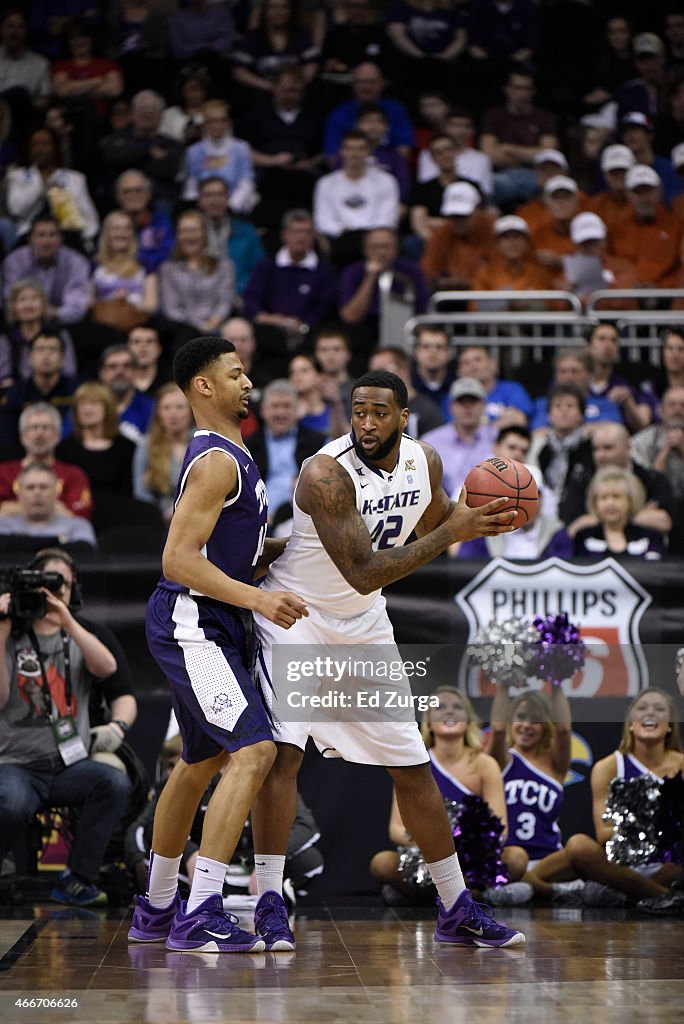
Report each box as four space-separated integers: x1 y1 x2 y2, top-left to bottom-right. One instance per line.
0 903 682 1024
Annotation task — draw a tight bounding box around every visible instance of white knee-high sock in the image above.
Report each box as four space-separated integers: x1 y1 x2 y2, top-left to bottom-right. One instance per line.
253 854 286 896
187 855 228 913
427 853 466 909
146 851 182 909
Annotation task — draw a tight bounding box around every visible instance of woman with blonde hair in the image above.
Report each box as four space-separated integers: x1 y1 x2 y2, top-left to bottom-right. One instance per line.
521 688 683 907
370 686 508 900
57 381 136 514
0 279 77 387
133 383 194 521
574 466 665 559
91 210 157 330
158 209 235 333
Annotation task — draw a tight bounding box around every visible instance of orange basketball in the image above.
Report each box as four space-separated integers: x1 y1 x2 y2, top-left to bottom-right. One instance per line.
463 457 539 527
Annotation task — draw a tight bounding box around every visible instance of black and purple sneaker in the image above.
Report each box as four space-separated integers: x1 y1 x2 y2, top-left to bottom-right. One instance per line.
128 889 181 943
254 890 296 951
165 894 265 953
434 889 525 948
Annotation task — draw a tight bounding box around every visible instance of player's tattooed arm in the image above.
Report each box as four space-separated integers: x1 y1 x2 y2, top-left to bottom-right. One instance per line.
300 454 516 594
414 442 455 537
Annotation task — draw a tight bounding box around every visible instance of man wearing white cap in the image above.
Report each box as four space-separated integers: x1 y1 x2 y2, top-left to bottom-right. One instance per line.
472 214 552 294
515 149 584 235
531 175 579 270
610 163 683 287
620 111 681 205
672 143 684 223
588 144 635 236
421 181 493 290
555 211 637 305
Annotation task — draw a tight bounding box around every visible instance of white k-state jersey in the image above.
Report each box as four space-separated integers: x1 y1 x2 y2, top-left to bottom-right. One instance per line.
266 432 432 618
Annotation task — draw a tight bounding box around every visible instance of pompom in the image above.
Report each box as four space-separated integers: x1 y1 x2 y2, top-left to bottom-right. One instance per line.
529 613 585 686
604 775 661 865
654 773 684 865
467 618 538 689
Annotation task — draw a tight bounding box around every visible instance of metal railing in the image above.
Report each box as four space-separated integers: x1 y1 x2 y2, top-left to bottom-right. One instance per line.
378 269 416 349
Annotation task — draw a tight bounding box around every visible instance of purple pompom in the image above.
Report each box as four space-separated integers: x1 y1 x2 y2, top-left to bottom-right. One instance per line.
529 613 585 686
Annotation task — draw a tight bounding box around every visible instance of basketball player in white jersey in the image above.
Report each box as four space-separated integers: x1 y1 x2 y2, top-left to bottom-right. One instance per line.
249 371 526 950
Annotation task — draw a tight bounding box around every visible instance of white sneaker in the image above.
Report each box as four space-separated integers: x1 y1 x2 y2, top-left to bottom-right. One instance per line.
482 882 533 906
551 880 586 906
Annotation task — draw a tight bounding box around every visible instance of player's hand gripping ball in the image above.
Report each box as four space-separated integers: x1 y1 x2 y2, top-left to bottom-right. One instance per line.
464 457 539 527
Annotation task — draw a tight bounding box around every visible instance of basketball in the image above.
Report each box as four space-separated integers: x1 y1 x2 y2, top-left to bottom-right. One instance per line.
463 457 539 526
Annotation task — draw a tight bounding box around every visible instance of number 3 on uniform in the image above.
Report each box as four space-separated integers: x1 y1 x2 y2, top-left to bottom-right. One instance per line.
515 812 535 841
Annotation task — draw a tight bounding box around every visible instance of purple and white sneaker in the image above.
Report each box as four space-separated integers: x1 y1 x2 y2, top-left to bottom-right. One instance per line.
128 890 181 943
166 894 266 953
434 889 525 948
254 890 296 951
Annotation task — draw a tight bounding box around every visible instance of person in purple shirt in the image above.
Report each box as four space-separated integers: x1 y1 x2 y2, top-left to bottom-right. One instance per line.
338 228 430 341
242 209 337 344
324 61 414 159
2 215 90 326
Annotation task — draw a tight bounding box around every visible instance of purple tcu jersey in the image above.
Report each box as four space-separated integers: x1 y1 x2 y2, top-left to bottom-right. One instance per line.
430 751 473 805
158 429 268 600
503 749 563 862
614 751 662 782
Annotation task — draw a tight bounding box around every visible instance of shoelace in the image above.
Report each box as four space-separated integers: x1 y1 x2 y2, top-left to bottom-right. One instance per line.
465 901 503 931
199 910 242 936
258 900 289 931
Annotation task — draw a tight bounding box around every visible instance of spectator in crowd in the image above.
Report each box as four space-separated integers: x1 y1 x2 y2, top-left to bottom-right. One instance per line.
182 100 256 215
656 74 684 156
410 324 455 417
386 0 467 95
421 181 493 290
582 15 635 108
469 0 540 68
456 345 534 425
566 421 674 541
158 64 208 147
158 210 235 337
616 33 667 124
100 90 183 208
91 211 158 335
0 463 96 547
643 327 684 403
0 8 51 112
247 378 326 524
416 108 493 199
106 0 168 99
338 227 430 339
619 111 682 206
232 0 319 95
197 176 265 297
133 383 193 522
472 214 552 297
0 549 129 905
530 346 623 435
323 61 414 159
421 377 496 498
588 144 635 237
127 325 170 397
531 175 580 272
2 215 90 326
555 212 638 306
320 0 387 81
587 321 652 433
114 170 174 275
51 18 123 117
244 65 324 226
0 403 92 518
529 383 593 523
354 104 411 203
413 90 450 155
288 352 348 438
168 0 235 71
243 209 337 346
220 316 270 407
665 10 684 69
56 381 137 517
515 148 570 234
480 68 558 210
631 385 684 500
0 279 77 387
314 129 400 264
573 466 665 560
409 133 460 251
5 126 99 250
97 344 153 444
314 328 354 420
368 345 444 438
0 332 79 443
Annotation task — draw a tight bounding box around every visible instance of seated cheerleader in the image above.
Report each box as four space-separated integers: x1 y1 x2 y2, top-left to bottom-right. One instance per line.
484 684 573 903
524 687 683 906
370 686 508 902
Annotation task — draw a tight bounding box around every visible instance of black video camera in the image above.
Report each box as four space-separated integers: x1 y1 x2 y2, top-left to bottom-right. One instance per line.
0 568 65 632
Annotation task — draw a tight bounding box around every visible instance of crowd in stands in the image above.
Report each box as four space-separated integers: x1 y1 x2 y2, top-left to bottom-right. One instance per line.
0 0 683 556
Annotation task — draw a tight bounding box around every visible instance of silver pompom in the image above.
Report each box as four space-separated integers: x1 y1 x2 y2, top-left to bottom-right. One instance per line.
467 618 538 689
604 776 661 865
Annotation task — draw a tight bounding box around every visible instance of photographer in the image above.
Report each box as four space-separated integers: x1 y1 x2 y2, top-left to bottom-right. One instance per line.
0 551 131 906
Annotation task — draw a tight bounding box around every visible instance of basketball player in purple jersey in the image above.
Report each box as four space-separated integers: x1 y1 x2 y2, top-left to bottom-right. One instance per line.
250 371 526 950
128 337 308 953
